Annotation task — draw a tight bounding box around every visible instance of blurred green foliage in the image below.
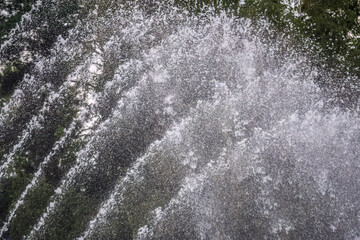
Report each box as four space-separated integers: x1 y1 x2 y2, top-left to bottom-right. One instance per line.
0 62 29 98
298 0 360 68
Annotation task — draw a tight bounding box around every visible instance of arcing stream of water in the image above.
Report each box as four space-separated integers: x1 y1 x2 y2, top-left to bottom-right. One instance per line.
0 1 359 239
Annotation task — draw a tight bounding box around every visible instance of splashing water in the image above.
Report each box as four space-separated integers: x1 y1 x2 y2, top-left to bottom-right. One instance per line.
0 1 359 239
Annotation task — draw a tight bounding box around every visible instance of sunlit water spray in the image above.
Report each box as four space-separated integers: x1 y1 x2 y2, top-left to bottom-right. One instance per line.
0 1 359 239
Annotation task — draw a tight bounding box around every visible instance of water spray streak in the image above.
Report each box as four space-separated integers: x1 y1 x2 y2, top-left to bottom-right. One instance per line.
0 78 74 180
0 121 77 237
78 116 191 240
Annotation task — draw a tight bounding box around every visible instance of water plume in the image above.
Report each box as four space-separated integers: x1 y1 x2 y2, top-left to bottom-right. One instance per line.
0 1 359 239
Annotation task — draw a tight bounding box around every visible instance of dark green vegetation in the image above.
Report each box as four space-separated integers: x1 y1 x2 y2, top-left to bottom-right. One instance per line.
0 62 29 102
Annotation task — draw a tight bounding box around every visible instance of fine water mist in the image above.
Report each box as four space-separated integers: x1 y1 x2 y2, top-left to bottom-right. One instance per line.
0 1 359 239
